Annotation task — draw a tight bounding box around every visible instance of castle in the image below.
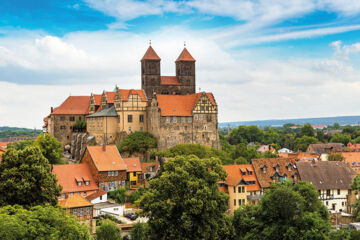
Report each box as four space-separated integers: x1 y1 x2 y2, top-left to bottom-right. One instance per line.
44 45 220 152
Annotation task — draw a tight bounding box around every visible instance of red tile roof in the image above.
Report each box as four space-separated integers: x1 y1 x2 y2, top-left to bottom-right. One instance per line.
341 152 360 167
160 76 181 85
124 158 142 172
141 46 161 61
86 190 107 201
141 161 160 173
52 163 98 194
59 194 93 208
156 92 216 116
251 158 300 189
94 89 147 106
51 96 90 115
86 145 127 171
176 48 195 62
222 164 261 191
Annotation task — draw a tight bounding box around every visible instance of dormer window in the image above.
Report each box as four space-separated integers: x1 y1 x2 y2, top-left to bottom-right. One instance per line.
85 181 90 186
248 171 253 175
77 181 82 186
262 165 267 173
274 163 280 172
287 164 292 171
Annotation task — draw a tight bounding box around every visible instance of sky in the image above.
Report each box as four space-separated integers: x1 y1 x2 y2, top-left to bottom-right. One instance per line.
2 0 360 129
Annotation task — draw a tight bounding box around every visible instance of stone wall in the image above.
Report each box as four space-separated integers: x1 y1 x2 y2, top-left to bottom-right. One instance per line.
49 114 86 146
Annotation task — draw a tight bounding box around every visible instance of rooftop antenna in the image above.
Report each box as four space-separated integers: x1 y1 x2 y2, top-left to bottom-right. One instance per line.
184 41 186 47
149 40 151 46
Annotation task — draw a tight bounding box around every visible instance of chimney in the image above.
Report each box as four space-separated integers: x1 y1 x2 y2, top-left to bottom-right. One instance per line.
51 107 53 113
102 144 106 152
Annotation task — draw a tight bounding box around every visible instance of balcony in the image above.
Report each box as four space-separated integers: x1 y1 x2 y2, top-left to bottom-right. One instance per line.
247 194 262 201
319 194 334 200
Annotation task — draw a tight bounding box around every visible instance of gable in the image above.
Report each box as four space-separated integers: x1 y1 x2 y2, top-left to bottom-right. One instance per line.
193 94 217 114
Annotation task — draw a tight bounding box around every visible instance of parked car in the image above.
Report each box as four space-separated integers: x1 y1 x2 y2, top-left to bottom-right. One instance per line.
124 213 136 220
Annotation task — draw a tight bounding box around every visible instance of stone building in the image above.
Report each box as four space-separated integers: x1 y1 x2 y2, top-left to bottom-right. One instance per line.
148 92 220 150
44 45 220 151
45 96 90 146
141 46 196 100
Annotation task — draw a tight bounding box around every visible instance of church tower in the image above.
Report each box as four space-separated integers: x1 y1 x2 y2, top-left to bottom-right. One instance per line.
141 45 161 99
176 47 196 94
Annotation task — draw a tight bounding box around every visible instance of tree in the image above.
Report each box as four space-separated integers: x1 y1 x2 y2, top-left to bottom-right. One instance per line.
155 144 232 165
0 205 90 240
233 181 330 240
351 174 360 221
108 187 127 204
131 222 150 240
328 153 344 161
330 133 351 145
298 123 315 137
228 125 263 145
36 133 63 164
139 155 234 239
8 139 35 150
0 146 61 207
283 133 296 150
294 135 318 151
118 131 157 155
96 220 122 240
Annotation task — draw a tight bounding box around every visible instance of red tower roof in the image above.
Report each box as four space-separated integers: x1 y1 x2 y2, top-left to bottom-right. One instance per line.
176 48 196 62
141 46 161 61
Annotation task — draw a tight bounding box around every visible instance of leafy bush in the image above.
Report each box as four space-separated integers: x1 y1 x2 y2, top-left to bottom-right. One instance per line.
118 132 157 154
96 220 122 240
108 188 127 204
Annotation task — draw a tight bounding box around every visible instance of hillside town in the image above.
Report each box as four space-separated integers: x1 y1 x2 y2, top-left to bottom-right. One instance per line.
2 43 360 239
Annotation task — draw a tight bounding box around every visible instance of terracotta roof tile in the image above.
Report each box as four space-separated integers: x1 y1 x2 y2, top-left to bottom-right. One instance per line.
51 96 90 115
86 145 127 171
156 92 216 116
341 152 360 167
141 162 160 173
297 161 356 190
59 194 93 208
251 158 300 189
124 158 142 172
86 190 107 201
222 164 261 191
176 48 195 62
141 46 161 61
52 163 98 193
160 76 181 85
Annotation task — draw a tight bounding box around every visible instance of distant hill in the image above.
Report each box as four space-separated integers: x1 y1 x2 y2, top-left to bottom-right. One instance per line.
0 126 42 139
219 115 360 128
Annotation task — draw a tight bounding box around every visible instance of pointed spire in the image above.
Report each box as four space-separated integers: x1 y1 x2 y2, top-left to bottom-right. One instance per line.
176 47 196 62
141 45 161 61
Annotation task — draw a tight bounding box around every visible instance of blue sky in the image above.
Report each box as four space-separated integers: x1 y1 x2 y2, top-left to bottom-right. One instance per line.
2 0 360 128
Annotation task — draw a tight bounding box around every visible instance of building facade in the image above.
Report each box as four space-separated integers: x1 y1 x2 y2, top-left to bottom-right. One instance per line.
44 45 220 151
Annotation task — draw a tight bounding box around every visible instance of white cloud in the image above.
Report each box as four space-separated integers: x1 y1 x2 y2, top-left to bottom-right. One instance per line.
1 27 360 128
330 40 360 59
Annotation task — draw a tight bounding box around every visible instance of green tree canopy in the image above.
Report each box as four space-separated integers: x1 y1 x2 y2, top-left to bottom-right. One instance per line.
328 153 345 161
139 155 234 240
233 181 330 240
228 125 264 145
294 135 318 151
131 222 150 240
298 123 315 137
154 144 233 165
8 139 35 150
36 133 63 164
0 146 61 207
96 220 122 240
118 131 157 154
0 205 90 240
330 133 352 145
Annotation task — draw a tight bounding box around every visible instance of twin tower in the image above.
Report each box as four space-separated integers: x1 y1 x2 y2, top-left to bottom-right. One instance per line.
140 45 196 99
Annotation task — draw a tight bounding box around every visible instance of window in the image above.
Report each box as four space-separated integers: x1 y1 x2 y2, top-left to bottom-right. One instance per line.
238 187 241 193
239 199 241 205
100 195 102 200
139 114 144 123
199 115 203 120
129 127 132 132
78 192 81 195
84 192 87 196
100 182 105 189
128 115 133 122
181 117 185 123
234 199 236 206
140 127 143 131
108 171 113 176
85 181 89 186
80 208 84 217
249 171 253 175
131 181 137 186
188 118 192 123
73 208 77 216
60 116 66 121
242 186 245 193
86 207 91 216
62 193 65 198
241 171 246 176
194 115 198 120
70 116 75 121
326 189 331 196
173 117 177 123
117 116 120 123
60 126 66 130
133 172 136 177
342 202 345 206
337 189 340 195
114 171 118 176
77 181 82 186
326 201 328 206
234 187 236 193
242 199 245 204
